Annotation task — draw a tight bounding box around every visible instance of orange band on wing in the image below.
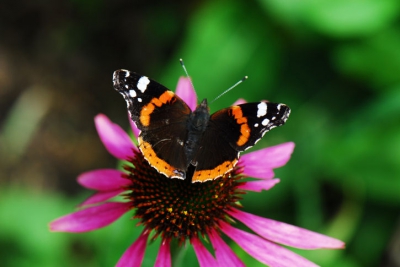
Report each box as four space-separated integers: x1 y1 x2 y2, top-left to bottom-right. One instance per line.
231 106 244 119
237 124 250 146
140 104 155 126
138 137 184 179
157 91 175 106
231 106 251 146
140 91 175 126
192 159 238 183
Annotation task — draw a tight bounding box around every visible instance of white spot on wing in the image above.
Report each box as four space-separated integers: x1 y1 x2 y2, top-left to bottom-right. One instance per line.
254 123 259 127
137 76 150 92
177 138 184 146
262 118 269 126
129 90 137 98
138 98 142 102
125 71 130 77
257 102 267 118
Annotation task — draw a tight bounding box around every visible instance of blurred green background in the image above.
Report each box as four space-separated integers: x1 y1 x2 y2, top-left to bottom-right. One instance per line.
1 0 400 266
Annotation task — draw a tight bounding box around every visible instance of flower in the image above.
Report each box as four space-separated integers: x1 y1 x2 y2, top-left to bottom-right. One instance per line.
49 77 345 266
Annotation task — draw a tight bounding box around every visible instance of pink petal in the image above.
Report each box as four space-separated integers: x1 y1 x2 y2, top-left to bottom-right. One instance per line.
79 189 125 207
175 77 197 111
154 240 171 267
208 229 245 267
77 169 130 191
228 208 345 250
220 221 318 267
233 98 246 105
238 179 280 192
128 113 141 139
95 114 137 160
116 230 149 267
49 202 131 232
191 237 218 267
241 142 295 179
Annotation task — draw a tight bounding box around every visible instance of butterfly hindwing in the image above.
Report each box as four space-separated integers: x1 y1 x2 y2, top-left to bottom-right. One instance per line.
191 124 239 182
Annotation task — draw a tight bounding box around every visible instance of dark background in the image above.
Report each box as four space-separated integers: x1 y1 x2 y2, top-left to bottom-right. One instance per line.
1 0 400 266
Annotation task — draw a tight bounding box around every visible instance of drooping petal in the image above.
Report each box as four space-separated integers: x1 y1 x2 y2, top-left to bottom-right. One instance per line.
128 113 141 139
220 221 319 267
154 240 171 267
175 77 197 111
77 169 130 191
228 208 345 250
191 237 219 267
233 98 246 105
116 230 149 267
78 189 125 207
238 179 280 192
95 114 137 160
241 142 295 179
208 229 245 267
49 202 131 232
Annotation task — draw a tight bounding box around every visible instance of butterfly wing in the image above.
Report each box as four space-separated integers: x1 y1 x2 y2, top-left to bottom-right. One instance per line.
113 69 191 179
225 102 291 151
191 101 290 183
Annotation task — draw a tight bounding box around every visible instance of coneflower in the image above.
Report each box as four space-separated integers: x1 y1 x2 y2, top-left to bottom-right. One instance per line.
50 77 344 266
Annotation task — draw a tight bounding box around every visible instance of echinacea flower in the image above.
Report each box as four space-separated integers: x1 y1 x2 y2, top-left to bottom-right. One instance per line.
49 77 345 266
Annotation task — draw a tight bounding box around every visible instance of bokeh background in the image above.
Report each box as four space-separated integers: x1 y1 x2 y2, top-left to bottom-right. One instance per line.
1 0 400 266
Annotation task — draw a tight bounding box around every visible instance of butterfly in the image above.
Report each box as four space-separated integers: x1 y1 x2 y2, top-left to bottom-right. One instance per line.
113 69 290 183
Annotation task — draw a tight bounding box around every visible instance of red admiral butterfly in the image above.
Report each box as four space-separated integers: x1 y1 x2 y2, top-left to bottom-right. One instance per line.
113 69 290 183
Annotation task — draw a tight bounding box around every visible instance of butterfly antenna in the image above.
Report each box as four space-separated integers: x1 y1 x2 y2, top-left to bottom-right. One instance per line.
211 76 248 104
180 59 196 91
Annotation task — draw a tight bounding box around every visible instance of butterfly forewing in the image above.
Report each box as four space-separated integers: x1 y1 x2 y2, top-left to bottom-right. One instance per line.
209 102 290 151
113 69 190 130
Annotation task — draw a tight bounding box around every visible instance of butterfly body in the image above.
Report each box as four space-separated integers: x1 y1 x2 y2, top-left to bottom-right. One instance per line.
184 99 210 166
113 69 290 183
